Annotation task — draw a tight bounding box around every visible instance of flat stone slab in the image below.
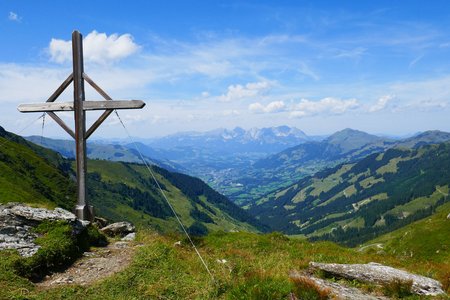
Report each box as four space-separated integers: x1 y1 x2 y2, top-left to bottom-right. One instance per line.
0 203 86 257
309 262 445 296
10 205 76 222
290 271 388 300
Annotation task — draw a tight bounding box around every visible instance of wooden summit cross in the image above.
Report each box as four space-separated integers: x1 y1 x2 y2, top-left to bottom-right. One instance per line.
17 31 145 221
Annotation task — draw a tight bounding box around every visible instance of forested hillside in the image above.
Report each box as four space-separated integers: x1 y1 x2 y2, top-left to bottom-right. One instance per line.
85 160 266 234
227 129 450 205
250 142 450 246
0 126 76 210
0 126 264 235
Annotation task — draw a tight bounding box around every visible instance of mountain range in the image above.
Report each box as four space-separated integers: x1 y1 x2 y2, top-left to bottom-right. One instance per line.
249 141 450 246
2 126 265 235
25 136 183 173
25 127 450 211
222 129 450 205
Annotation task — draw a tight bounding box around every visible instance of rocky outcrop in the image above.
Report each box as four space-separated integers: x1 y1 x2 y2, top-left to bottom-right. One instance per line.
309 262 445 296
100 221 135 237
289 271 388 299
0 203 88 257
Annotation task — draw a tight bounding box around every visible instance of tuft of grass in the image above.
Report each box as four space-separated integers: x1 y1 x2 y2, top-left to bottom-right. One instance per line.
13 221 107 281
1 229 448 299
13 221 81 280
382 278 413 298
290 276 331 300
227 271 292 300
440 270 450 294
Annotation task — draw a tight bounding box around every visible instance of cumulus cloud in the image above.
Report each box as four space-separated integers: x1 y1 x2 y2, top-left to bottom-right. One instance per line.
368 95 394 112
49 30 140 64
219 81 271 102
290 97 359 118
249 101 286 113
8 12 21 22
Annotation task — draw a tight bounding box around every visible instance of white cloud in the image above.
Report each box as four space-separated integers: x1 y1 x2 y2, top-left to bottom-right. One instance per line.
106 112 144 126
219 81 271 102
49 31 140 64
409 54 424 68
223 109 240 116
8 12 21 22
334 47 367 59
249 101 285 113
298 62 320 80
290 97 359 118
369 95 394 112
410 99 448 111
0 64 69 103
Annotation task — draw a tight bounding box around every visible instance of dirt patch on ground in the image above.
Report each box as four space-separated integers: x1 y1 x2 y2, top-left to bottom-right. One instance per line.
37 241 137 288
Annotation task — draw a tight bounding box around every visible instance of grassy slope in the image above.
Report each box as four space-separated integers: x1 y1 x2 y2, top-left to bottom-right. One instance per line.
228 130 450 206
364 201 450 264
0 129 76 210
249 143 450 246
85 160 260 233
1 229 447 299
1 127 448 298
1 127 262 235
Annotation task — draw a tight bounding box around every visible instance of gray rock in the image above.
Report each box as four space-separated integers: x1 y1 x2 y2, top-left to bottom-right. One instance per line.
10 204 77 222
94 217 108 228
112 241 129 249
289 271 388 299
121 232 135 241
0 203 88 257
309 262 445 296
101 221 135 237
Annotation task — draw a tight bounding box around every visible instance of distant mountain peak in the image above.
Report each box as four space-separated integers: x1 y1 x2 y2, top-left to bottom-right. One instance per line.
326 128 382 147
330 128 375 137
412 130 449 138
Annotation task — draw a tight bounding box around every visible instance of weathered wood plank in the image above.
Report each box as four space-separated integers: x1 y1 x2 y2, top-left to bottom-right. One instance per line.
72 30 89 221
86 109 113 139
83 73 112 100
47 73 73 103
18 100 145 112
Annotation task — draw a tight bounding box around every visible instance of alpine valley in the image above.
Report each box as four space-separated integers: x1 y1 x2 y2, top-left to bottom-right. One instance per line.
22 125 450 246
2 126 265 235
2 124 450 298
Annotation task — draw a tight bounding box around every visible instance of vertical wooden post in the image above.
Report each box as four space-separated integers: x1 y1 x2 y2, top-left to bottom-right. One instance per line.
72 31 91 221
17 31 144 221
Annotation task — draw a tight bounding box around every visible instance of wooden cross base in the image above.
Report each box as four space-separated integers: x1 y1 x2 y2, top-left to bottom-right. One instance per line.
17 31 145 221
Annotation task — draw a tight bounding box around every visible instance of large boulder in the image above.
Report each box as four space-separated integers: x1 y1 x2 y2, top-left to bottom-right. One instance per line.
289 271 388 300
0 203 87 257
309 262 445 296
100 221 135 237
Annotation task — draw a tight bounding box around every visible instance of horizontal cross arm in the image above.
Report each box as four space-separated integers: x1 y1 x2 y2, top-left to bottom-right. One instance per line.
18 100 145 112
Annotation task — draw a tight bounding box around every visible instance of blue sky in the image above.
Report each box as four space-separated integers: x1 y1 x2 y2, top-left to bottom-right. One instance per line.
1 1 450 138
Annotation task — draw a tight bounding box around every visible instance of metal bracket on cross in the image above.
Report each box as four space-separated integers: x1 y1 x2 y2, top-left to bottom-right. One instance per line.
17 31 146 221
